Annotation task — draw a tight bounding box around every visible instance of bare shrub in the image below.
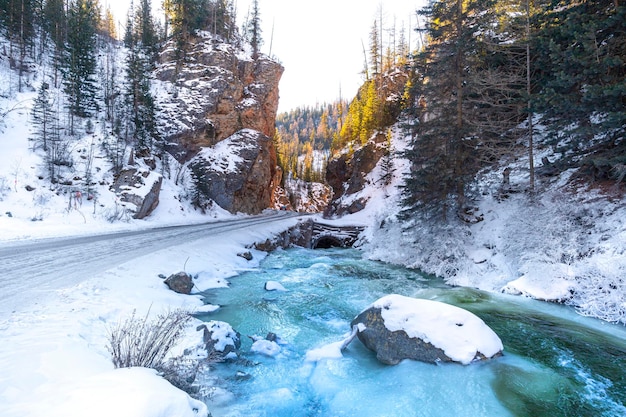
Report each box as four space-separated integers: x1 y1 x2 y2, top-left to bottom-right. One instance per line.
107 309 192 369
158 350 223 396
0 176 10 200
104 202 132 223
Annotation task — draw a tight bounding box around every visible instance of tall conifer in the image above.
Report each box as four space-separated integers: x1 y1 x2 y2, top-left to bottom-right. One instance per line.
124 0 159 151
63 0 100 130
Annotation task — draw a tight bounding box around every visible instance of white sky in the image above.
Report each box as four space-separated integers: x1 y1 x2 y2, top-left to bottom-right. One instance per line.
106 0 426 113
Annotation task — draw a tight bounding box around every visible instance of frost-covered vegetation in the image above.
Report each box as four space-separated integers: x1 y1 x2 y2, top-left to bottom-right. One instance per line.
329 1 626 324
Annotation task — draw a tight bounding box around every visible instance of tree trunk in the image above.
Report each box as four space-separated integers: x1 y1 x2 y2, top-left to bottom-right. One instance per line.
526 0 535 194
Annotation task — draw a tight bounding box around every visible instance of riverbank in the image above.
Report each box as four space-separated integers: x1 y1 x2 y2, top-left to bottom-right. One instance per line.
0 214 303 417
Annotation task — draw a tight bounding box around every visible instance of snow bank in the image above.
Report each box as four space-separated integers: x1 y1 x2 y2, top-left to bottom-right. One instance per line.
372 294 503 365
48 367 208 417
0 211 302 417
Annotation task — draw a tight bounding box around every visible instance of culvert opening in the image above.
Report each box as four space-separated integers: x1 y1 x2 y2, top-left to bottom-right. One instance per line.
313 236 344 249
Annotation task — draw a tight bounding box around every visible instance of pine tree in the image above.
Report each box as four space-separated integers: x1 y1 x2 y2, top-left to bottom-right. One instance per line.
533 0 626 168
402 0 501 218
124 0 159 152
165 0 210 59
100 5 118 40
369 20 380 78
63 0 100 131
0 0 37 91
248 0 262 59
380 128 394 186
31 82 56 152
43 0 67 87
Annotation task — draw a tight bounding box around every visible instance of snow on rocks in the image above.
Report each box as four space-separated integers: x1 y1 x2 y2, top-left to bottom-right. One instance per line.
197 320 241 359
351 294 503 365
250 339 282 357
501 267 575 302
264 280 287 291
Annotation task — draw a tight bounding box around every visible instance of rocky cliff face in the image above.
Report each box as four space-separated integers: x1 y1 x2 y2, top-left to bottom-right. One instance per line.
188 129 276 214
324 132 388 217
153 33 283 214
323 67 408 218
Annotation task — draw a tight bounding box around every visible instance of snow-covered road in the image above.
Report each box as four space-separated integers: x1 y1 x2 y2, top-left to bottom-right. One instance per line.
0 211 301 316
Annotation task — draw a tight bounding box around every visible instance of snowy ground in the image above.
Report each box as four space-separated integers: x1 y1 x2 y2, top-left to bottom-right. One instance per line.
0 210 304 417
0 62 312 415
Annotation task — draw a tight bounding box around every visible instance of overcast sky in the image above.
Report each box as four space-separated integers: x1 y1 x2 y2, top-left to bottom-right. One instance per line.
107 0 426 112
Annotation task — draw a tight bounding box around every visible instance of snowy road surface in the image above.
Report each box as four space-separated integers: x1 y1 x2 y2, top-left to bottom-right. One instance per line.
0 211 300 316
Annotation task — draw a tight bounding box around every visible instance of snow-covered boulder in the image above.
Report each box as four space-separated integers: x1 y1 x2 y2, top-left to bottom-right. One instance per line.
351 294 503 365
251 339 281 357
164 271 194 294
197 321 241 359
264 280 287 291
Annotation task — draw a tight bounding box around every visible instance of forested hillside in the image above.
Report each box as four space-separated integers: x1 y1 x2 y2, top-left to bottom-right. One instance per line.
274 102 345 182
0 0 287 218
401 0 625 218
320 0 626 323
274 10 412 184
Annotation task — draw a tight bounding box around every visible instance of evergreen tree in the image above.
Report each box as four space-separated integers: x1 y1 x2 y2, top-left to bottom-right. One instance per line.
124 0 159 152
369 20 380 78
164 0 210 59
380 128 394 186
99 5 118 40
532 0 626 170
63 0 100 130
402 0 502 218
248 0 262 59
43 0 67 87
138 0 159 61
31 82 56 152
0 0 37 91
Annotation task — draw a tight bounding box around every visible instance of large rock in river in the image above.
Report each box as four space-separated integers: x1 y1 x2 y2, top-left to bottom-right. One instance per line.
351 294 503 365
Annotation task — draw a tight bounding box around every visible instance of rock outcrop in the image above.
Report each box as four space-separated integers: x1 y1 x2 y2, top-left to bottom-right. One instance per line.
324 133 387 217
187 129 277 214
109 167 163 219
152 32 283 215
154 33 283 163
324 67 408 218
197 320 241 358
351 294 503 365
274 175 333 213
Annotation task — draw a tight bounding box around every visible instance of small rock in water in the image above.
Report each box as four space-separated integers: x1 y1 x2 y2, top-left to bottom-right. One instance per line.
235 371 252 380
251 339 281 357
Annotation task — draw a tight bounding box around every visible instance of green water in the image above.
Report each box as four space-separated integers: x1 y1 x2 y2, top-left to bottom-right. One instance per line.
197 248 626 417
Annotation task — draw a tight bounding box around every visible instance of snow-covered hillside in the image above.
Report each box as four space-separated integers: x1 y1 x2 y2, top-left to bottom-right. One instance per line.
332 118 626 324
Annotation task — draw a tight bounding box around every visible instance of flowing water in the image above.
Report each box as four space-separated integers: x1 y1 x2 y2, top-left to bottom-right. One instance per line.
196 248 626 417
